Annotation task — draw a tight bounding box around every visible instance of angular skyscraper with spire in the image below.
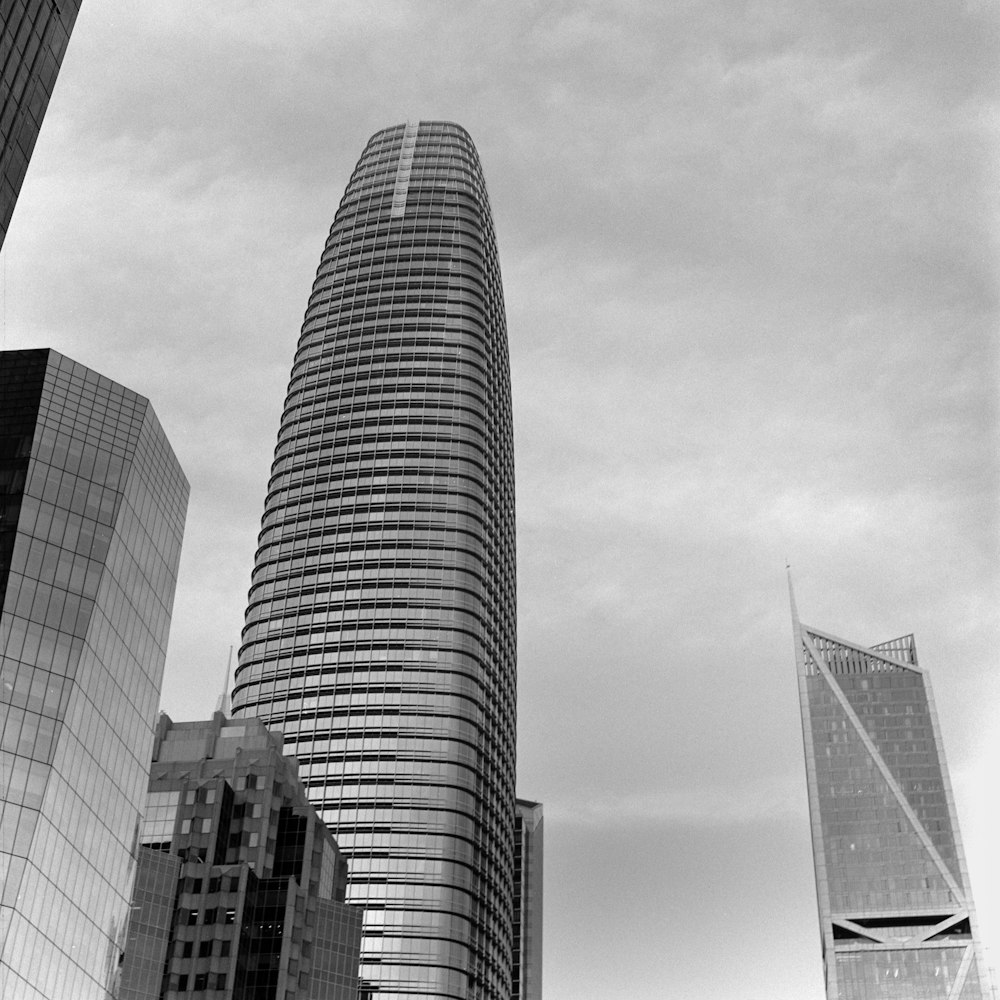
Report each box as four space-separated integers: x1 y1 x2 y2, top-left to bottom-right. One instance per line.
791 586 989 999
231 122 516 1000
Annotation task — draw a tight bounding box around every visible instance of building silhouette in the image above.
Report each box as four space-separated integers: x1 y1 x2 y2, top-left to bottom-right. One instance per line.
512 799 542 1000
1 1 83 249
230 121 517 1000
792 593 989 998
0 348 188 998
119 712 363 1000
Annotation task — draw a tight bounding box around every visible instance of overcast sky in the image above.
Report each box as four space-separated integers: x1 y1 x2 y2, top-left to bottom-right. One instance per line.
2 2 998 997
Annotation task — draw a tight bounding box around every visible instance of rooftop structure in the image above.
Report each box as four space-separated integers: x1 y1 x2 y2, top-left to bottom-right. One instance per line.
120 712 363 1000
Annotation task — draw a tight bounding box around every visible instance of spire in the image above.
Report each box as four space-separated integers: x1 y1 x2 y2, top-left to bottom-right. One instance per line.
787 564 806 676
214 645 233 717
787 561 799 625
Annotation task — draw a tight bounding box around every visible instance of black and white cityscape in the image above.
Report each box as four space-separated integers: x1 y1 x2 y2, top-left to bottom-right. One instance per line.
1 3 997 1000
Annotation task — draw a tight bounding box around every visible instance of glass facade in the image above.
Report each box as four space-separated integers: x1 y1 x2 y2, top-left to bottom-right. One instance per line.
231 121 517 1000
1 0 83 249
119 713 363 1000
512 799 542 1000
119 847 181 1000
793 605 989 999
0 348 189 999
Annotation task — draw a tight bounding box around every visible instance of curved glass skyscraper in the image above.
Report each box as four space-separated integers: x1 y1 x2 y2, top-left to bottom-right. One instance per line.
231 122 516 1000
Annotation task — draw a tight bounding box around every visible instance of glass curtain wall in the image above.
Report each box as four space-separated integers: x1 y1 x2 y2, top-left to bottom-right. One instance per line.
1 0 83 248
0 349 188 999
232 122 516 1000
793 608 990 1000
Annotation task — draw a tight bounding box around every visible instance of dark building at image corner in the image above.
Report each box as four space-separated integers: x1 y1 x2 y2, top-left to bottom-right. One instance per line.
1 0 83 250
792 591 991 999
0 348 189 998
230 121 517 1000
119 712 363 1000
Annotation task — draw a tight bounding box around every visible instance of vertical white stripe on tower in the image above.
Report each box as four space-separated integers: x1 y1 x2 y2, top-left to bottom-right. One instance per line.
391 121 419 218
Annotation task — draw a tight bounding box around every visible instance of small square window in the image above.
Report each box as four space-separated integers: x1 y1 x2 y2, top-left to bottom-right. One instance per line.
199 939 213 957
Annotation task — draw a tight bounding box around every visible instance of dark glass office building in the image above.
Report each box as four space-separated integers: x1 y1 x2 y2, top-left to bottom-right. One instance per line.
119 713 363 1000
792 599 989 999
231 122 516 1000
1 0 83 249
512 799 542 1000
0 348 188 998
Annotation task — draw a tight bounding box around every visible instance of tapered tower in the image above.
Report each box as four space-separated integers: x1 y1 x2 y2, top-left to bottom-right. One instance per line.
231 122 516 1000
792 591 989 999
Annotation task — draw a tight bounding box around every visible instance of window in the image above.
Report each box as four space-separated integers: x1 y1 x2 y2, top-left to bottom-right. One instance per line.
199 940 213 957
181 940 193 958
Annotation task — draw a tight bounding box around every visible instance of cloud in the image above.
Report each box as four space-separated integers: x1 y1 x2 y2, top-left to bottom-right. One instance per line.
548 775 806 828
